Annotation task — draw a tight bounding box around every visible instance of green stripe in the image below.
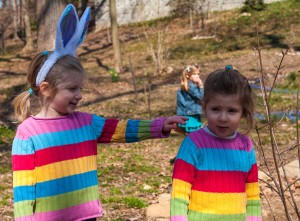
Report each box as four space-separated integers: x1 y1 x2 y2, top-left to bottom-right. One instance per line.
14 200 35 218
246 200 261 216
138 120 151 139
170 198 189 216
36 185 98 212
188 210 246 221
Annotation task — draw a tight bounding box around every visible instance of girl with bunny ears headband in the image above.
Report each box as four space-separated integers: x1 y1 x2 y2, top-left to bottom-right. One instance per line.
11 4 188 221
36 3 90 86
13 3 90 122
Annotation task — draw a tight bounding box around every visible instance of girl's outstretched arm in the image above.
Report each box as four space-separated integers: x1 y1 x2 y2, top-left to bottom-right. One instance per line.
91 114 187 143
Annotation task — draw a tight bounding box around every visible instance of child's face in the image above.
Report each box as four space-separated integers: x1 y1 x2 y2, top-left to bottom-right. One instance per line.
187 73 200 84
48 72 85 117
204 93 243 138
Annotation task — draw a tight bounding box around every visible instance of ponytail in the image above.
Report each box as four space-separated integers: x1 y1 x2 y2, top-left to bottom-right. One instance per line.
12 90 32 123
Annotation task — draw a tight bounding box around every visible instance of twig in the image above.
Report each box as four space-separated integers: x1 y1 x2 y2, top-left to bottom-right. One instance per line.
255 23 292 220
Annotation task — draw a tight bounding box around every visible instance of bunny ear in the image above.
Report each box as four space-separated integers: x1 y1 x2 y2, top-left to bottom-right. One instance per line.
56 4 79 50
76 6 91 46
36 4 90 86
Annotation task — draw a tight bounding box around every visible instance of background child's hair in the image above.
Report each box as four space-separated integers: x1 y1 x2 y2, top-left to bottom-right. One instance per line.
12 52 85 122
203 67 254 133
180 64 200 91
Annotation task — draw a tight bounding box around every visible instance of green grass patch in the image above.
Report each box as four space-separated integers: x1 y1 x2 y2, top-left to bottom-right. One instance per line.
123 197 147 208
0 125 15 145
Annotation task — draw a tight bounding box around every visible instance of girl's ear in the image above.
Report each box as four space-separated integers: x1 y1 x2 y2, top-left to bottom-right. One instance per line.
39 82 51 97
185 74 189 79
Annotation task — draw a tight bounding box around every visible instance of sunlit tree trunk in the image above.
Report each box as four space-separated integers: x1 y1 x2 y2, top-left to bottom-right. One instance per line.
11 0 20 40
36 0 66 51
109 0 122 73
22 0 34 51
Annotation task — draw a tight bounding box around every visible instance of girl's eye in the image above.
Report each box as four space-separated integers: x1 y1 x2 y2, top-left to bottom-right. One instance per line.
229 109 240 114
68 87 78 91
211 107 220 111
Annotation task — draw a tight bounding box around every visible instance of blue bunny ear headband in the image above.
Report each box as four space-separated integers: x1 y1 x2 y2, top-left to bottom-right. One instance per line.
36 4 91 86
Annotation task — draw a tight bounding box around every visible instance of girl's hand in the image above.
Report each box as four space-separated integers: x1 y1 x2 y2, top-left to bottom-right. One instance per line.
163 116 188 132
196 78 204 88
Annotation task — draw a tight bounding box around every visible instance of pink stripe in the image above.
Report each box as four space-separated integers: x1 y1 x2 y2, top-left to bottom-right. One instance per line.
15 216 34 221
190 129 252 151
247 216 262 221
18 112 92 137
34 200 102 221
171 216 188 221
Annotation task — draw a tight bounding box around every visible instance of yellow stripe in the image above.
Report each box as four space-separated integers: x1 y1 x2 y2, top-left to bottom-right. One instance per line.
171 178 192 201
111 120 126 142
35 155 97 182
14 156 97 186
189 190 247 214
246 182 260 200
13 170 35 187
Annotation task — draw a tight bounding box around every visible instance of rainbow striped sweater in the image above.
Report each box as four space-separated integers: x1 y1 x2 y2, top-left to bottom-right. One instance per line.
170 128 261 221
12 112 169 221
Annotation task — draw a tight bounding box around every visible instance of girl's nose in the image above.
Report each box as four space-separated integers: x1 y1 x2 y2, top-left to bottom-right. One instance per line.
219 112 228 121
75 90 82 100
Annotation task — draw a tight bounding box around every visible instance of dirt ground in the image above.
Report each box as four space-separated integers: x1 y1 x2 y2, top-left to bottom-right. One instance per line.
1 28 300 220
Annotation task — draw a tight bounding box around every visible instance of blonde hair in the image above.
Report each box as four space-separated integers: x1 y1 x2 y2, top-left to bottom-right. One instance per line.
180 64 200 91
12 53 85 122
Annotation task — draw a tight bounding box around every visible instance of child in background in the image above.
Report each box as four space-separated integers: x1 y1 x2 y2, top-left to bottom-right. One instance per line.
176 65 204 135
170 65 261 221
11 4 186 221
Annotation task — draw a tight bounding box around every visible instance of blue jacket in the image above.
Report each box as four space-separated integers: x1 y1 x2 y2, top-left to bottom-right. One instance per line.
176 81 204 116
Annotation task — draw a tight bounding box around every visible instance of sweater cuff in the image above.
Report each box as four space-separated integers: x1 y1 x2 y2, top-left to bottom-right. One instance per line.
151 118 170 138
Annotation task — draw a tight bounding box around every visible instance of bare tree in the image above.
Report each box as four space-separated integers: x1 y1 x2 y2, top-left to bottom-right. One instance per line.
11 0 20 40
36 0 66 51
109 0 122 73
22 0 34 52
0 0 13 51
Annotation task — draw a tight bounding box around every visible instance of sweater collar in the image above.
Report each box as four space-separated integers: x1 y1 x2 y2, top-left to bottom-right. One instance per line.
203 126 237 139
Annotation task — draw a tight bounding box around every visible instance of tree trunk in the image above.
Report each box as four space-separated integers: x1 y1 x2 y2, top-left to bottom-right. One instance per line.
22 0 35 52
109 0 122 73
36 0 66 51
12 0 19 40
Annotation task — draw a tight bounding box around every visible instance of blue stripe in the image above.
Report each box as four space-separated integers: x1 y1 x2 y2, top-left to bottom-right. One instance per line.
125 119 140 142
91 114 105 138
13 125 96 154
13 171 98 201
32 125 94 151
12 138 34 155
36 170 98 198
176 137 253 172
13 186 35 202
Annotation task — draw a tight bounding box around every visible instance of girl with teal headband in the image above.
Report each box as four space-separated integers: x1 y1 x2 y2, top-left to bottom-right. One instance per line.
171 65 261 221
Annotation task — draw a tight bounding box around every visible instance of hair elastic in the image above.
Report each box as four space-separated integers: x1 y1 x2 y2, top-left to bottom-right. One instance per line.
225 65 233 70
28 88 33 95
186 66 190 73
42 50 49 56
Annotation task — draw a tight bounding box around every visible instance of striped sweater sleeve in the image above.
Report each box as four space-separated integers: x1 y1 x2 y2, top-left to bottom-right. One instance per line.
246 146 262 221
12 129 36 221
91 115 169 143
170 137 199 221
